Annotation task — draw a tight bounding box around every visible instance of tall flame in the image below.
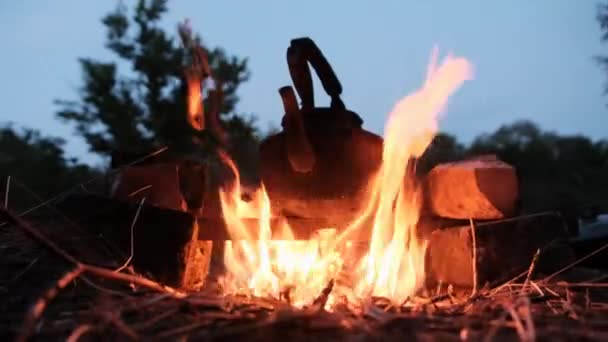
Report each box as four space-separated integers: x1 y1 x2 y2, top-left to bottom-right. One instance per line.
219 48 473 308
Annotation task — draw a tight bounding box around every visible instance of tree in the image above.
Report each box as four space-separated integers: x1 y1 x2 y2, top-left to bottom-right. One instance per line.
468 120 608 215
0 125 97 211
56 0 259 179
469 120 556 176
597 2 608 95
416 133 465 175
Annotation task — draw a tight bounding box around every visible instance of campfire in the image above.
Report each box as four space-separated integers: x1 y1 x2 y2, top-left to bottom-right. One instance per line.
217 43 472 308
3 21 608 342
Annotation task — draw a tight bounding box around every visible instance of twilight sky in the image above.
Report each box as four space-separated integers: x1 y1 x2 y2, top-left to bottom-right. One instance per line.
0 1 606 165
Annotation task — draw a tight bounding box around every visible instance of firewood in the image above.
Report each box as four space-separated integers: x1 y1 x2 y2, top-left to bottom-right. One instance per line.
424 157 519 220
110 164 187 212
425 212 574 288
55 193 210 290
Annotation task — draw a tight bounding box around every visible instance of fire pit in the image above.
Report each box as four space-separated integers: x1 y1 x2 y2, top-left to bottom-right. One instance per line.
2 31 607 342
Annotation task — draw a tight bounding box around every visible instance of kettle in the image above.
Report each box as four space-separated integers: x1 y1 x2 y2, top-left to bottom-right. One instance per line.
259 38 383 226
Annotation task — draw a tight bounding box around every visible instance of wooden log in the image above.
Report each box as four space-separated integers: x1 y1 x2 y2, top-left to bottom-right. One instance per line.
425 212 574 288
59 195 575 292
110 149 207 215
110 164 187 212
196 216 355 240
424 157 519 220
56 194 210 290
54 194 359 288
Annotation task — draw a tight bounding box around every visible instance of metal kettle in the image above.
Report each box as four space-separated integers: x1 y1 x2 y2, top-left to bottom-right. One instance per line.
259 38 383 226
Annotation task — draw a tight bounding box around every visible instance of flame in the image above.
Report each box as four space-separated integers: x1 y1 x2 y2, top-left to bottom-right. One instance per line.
218 48 473 309
186 69 204 131
217 151 343 307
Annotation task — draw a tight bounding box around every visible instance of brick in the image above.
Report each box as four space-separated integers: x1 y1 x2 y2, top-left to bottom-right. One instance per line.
425 212 573 288
424 158 519 219
110 164 187 212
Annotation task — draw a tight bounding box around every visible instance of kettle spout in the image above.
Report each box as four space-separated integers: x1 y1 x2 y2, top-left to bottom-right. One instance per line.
279 86 316 173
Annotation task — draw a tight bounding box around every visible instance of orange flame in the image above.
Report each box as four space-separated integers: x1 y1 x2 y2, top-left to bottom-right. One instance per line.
186 69 204 131
218 48 473 309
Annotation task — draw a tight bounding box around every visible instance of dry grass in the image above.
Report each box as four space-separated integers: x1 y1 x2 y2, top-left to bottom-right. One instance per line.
2 171 608 341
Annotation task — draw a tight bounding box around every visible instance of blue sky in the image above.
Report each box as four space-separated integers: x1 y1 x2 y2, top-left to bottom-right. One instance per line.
0 1 606 165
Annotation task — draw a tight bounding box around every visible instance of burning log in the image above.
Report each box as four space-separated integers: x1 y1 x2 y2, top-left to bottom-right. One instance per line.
56 193 211 290
110 150 208 216
52 192 354 289
110 163 188 212
260 37 383 223
178 159 208 215
425 212 575 288
424 156 519 220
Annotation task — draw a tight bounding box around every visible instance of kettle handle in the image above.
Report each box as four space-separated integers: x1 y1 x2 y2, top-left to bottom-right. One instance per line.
287 38 345 111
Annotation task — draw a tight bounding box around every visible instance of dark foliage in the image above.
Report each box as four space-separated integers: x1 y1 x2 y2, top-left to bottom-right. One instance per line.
597 2 608 95
55 0 258 178
0 125 98 211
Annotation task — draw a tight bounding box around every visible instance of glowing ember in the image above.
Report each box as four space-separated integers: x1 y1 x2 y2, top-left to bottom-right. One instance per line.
218 48 473 309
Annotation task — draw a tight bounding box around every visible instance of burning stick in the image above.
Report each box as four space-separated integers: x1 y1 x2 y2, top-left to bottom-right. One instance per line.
312 279 335 311
179 19 210 131
178 19 229 148
184 66 206 131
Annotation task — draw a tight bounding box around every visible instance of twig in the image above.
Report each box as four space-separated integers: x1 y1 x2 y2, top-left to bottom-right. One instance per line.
1 206 80 265
16 265 85 342
114 197 145 273
128 185 152 198
130 307 180 330
107 313 139 340
483 310 509 342
556 282 608 288
153 321 208 340
475 211 561 227
1 177 123 261
564 287 580 320
1 206 184 288
530 281 544 297
545 300 559 315
516 297 536 342
4 175 10 209
125 293 174 311
2 206 186 340
521 249 540 295
66 324 96 342
3 146 168 222
79 276 131 297
489 270 529 296
542 285 560 298
543 241 608 282
503 301 530 341
312 279 335 311
582 273 608 283
469 218 478 295
84 264 182 295
9 257 39 283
